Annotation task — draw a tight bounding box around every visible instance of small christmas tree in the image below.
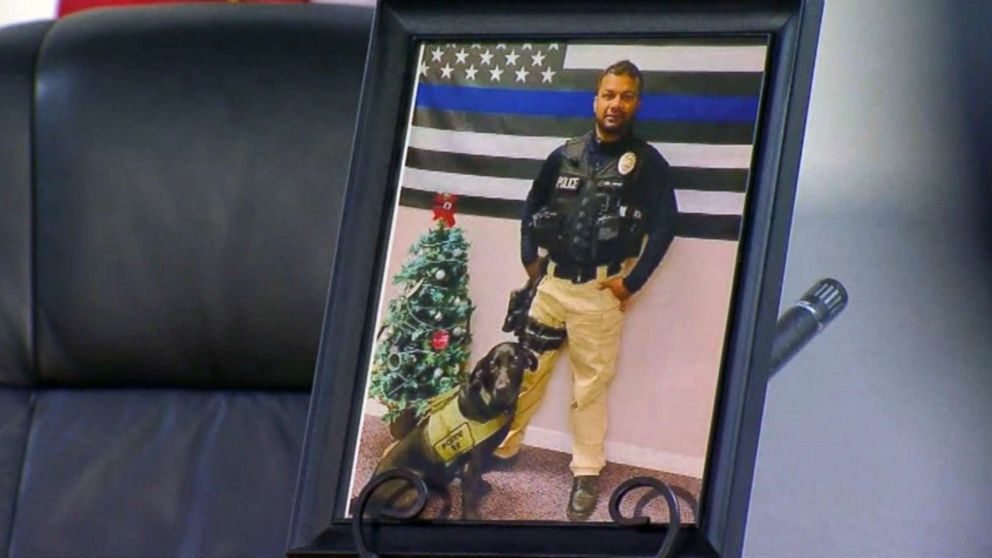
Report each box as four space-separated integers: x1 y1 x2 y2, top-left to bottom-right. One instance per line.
370 194 474 423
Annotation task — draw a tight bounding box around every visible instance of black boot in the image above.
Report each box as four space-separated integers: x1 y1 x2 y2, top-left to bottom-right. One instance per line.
566 475 599 521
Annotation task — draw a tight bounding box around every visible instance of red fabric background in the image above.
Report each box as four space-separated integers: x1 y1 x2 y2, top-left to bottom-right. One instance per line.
60 0 307 18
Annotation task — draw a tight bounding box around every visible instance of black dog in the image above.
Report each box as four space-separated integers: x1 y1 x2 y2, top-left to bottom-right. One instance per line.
369 341 536 519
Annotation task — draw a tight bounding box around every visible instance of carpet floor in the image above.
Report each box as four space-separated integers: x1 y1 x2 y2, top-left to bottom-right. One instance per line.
351 414 701 524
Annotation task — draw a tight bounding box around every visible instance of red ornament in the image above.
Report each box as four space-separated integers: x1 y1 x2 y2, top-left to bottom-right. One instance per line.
432 193 458 227
431 329 450 351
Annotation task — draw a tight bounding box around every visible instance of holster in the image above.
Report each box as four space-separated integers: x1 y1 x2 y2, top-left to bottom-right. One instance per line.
530 208 562 252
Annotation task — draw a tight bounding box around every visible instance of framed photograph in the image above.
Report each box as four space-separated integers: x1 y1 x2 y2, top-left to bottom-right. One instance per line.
289 1 822 557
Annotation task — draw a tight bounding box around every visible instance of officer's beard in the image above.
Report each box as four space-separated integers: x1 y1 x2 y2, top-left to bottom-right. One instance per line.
596 117 636 142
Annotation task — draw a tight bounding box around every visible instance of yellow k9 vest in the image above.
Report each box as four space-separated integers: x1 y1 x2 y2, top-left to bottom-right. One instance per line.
423 389 510 464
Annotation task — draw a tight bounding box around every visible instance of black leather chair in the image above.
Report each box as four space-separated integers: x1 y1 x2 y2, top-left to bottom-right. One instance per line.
0 5 371 557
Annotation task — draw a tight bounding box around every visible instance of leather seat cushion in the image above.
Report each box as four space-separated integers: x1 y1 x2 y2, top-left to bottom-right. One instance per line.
7 389 309 558
0 391 32 554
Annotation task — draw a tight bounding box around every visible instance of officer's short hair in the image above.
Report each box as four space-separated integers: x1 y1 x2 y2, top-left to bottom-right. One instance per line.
596 60 643 96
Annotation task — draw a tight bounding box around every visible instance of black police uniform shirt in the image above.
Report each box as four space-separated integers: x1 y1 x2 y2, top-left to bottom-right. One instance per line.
520 132 678 293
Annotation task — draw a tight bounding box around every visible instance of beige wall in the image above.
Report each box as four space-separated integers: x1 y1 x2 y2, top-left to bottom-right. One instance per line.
368 205 739 479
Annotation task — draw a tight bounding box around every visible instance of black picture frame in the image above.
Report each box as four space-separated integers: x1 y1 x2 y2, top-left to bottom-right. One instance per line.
288 1 822 556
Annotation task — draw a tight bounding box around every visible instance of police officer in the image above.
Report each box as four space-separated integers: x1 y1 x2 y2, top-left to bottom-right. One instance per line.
494 60 678 520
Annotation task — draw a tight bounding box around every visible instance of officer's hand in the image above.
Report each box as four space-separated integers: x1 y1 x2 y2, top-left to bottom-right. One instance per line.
525 259 544 282
598 277 632 311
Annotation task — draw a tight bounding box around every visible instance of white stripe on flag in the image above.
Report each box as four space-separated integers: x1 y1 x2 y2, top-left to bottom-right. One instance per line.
563 44 768 73
408 126 752 169
674 190 746 216
410 126 562 161
403 168 528 200
403 168 745 215
659 143 752 169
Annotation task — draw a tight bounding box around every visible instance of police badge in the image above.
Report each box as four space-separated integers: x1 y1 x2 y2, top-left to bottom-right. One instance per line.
289 1 824 556
618 151 637 176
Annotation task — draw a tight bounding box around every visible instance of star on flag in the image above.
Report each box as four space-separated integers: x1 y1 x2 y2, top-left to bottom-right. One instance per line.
419 41 567 86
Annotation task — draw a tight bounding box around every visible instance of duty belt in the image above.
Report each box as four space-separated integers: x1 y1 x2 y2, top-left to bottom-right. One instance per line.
549 260 622 284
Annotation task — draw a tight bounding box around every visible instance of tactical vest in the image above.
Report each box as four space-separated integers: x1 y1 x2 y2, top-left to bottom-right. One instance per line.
537 132 652 265
422 389 510 465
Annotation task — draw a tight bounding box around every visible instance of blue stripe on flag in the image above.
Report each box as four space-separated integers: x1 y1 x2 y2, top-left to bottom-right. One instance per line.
415 84 758 123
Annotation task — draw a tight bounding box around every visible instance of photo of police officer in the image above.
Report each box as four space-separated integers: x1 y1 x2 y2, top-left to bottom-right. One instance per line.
347 37 768 524
492 61 678 520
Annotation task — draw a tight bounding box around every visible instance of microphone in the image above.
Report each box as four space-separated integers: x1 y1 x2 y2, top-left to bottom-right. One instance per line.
769 278 848 375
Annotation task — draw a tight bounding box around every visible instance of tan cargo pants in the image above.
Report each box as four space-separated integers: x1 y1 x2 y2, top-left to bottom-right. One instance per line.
495 261 626 476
